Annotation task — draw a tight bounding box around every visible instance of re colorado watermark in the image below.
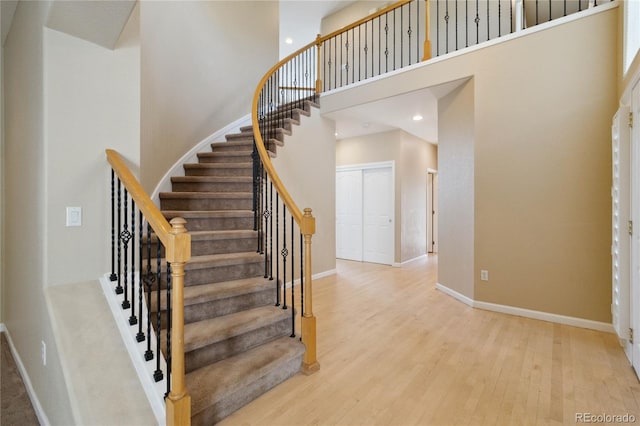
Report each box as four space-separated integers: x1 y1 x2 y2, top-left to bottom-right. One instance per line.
575 413 636 423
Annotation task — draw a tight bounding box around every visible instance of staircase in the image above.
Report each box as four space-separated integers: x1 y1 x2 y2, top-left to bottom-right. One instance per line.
156 98 319 425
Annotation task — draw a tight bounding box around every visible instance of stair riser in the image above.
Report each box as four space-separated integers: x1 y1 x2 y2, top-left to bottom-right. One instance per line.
160 198 253 211
151 286 276 328
151 236 257 257
171 182 253 193
210 142 253 152
158 261 264 287
185 317 291 374
165 216 254 232
191 351 303 426
197 154 253 164
184 167 253 178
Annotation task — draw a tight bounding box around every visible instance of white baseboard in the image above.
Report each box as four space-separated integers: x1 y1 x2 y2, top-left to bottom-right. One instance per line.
436 283 614 333
393 254 427 267
435 283 474 307
1 326 51 426
282 268 338 289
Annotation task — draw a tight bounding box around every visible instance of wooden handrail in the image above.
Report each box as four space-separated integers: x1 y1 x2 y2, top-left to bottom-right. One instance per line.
105 149 191 425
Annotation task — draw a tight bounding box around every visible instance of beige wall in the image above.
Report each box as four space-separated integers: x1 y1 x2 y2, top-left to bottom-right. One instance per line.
45 7 140 287
336 129 437 264
320 1 388 35
323 7 617 322
438 80 475 298
140 1 278 191
271 108 337 276
3 1 74 423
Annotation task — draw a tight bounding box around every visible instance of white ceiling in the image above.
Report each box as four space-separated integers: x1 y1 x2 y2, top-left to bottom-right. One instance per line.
323 78 469 144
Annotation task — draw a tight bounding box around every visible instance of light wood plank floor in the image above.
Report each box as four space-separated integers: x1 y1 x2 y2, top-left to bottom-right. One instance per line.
219 256 640 425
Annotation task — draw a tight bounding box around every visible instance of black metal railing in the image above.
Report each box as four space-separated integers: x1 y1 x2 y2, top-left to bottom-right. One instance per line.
106 150 191 418
108 169 173 395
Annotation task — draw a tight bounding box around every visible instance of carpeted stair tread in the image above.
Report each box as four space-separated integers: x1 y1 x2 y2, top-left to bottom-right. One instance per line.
183 305 289 352
210 140 253 149
182 276 274 307
163 210 253 219
188 336 304 422
159 191 252 199
171 176 253 184
184 252 264 271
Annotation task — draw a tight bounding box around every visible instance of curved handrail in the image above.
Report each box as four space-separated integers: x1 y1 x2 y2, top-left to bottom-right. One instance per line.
251 0 416 227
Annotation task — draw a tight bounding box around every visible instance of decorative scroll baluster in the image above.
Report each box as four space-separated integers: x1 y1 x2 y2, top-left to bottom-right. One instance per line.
445 0 449 54
144 223 154 361
475 0 480 44
121 189 131 309
282 204 288 310
275 193 280 306
270 183 274 280
154 242 163 383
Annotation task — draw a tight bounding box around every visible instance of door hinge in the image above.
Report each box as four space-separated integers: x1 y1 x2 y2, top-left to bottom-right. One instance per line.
630 112 634 129
630 327 634 344
629 220 633 236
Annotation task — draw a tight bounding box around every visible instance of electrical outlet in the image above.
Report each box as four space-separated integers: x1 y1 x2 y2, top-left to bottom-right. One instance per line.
480 270 489 281
41 340 47 366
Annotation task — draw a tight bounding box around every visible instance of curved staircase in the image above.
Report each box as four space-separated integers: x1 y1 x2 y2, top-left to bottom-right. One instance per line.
155 98 319 424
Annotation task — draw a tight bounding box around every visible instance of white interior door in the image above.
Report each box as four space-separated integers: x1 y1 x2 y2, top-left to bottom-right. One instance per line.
631 81 640 374
612 106 631 362
336 170 363 261
363 167 394 265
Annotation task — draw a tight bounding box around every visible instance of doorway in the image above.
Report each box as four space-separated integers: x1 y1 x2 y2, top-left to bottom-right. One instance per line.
427 169 438 253
336 162 395 265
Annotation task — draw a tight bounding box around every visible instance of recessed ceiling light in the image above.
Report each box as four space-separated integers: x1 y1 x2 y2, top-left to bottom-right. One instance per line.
334 132 339 137
412 114 423 121
285 37 293 45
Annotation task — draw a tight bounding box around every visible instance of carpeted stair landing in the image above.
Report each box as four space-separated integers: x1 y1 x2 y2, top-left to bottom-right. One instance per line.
155 98 318 425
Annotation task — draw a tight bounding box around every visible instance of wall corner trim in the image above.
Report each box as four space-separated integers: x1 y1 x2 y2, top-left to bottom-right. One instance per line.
1 327 51 426
435 284 615 333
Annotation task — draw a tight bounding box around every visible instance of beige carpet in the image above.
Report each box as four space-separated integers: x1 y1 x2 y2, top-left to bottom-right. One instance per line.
0 332 39 426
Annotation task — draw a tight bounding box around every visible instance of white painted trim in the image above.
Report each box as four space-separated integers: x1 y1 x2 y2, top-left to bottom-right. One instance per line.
435 283 474 307
0 322 5 332
337 160 395 172
150 114 252 205
322 1 619 98
427 168 438 174
99 274 165 426
282 269 338 289
473 300 615 333
393 254 427 267
1 326 51 426
435 283 614 333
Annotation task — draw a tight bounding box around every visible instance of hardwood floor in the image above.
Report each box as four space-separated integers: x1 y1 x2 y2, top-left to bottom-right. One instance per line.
219 256 640 425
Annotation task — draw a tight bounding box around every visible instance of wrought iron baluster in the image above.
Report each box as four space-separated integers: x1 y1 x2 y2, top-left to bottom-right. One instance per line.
166 262 172 398
487 0 490 40
386 13 390 71
282 204 288 310
393 9 397 68
153 242 163 382
136 211 144 342
116 179 123 295
129 197 137 325
121 189 131 310
275 193 280 306
466 0 469 47
263 173 270 278
290 216 295 337
548 0 551 23
536 0 539 25
445 0 449 53
144 223 154 361
454 0 458 51
436 0 440 56
499 0 502 37
110 170 117 281
475 0 480 45
269 183 274 280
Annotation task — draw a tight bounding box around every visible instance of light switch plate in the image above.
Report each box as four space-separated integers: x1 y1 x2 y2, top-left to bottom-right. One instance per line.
66 207 82 227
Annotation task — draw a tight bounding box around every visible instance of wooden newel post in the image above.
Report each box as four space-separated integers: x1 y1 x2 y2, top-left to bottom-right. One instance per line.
422 0 432 61
315 34 323 94
300 208 320 375
166 218 192 426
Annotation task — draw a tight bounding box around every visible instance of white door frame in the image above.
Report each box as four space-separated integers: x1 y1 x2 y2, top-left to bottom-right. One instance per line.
427 168 438 254
630 80 640 375
336 161 395 265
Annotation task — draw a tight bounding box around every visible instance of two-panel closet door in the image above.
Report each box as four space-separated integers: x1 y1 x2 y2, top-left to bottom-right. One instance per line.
336 164 394 265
